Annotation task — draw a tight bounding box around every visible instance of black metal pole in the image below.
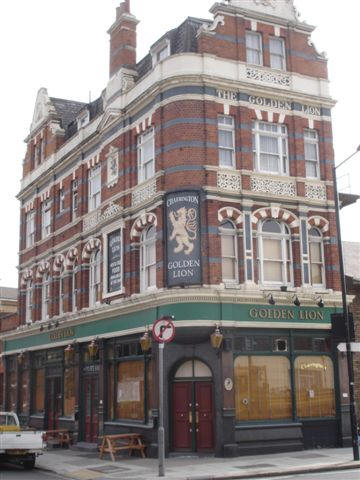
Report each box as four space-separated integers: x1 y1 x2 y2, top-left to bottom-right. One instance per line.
333 165 359 461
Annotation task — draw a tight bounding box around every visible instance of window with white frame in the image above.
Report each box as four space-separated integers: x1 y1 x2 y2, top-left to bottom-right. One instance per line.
258 219 293 286
41 200 52 239
71 264 77 312
71 180 78 220
304 130 320 179
26 210 35 248
137 128 155 183
218 116 235 168
58 188 65 213
89 250 101 307
309 227 325 286
140 225 156 292
269 36 286 70
151 39 170 66
25 279 33 324
41 272 51 320
88 165 101 212
59 266 65 316
252 121 289 175
246 31 263 65
220 220 238 282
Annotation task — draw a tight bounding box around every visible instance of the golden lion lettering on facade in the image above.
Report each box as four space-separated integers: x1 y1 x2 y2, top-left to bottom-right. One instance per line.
169 207 197 255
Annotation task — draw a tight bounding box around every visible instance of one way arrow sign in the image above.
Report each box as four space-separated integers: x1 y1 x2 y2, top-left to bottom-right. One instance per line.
337 343 360 352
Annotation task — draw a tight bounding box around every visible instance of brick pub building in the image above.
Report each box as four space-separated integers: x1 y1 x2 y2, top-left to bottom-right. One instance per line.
2 0 354 456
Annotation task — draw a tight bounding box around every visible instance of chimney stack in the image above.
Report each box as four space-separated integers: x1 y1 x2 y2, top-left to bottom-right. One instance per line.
108 1 139 78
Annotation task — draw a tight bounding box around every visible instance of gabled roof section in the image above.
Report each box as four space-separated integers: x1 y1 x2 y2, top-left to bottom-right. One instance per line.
136 16 211 80
30 88 58 134
225 0 300 23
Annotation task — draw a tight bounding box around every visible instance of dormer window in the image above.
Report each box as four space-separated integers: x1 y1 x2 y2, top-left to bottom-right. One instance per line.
151 39 170 67
77 110 90 130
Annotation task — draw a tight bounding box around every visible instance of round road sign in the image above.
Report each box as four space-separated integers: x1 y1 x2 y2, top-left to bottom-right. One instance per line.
152 317 175 343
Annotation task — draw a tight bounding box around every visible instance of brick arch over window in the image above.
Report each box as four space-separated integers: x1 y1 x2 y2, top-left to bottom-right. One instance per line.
130 212 157 241
36 260 51 279
66 247 78 269
20 269 33 287
53 254 65 273
82 238 101 260
252 207 299 231
307 216 329 234
218 207 243 228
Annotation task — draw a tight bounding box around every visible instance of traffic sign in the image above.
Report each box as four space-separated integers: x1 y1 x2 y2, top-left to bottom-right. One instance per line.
337 342 360 352
152 316 175 343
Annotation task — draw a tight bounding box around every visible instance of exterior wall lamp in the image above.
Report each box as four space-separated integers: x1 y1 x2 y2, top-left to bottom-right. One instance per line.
64 343 76 364
17 350 25 365
88 338 99 359
210 324 224 349
140 327 152 353
316 297 324 308
292 295 301 307
266 293 276 305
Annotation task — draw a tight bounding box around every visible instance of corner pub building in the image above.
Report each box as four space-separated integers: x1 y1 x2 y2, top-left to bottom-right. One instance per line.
3 0 353 457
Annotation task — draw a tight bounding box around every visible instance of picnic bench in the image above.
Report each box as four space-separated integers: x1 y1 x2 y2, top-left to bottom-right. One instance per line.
98 433 146 462
44 429 72 448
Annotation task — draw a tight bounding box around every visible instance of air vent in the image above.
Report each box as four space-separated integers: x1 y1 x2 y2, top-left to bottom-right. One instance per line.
274 338 288 352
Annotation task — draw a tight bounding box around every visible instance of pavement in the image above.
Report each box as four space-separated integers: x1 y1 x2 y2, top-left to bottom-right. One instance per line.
36 446 360 480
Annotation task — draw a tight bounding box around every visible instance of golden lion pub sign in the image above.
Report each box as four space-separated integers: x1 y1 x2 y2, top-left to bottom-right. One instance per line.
166 190 202 287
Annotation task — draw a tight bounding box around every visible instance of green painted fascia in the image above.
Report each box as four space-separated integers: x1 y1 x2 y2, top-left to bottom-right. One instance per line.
4 303 337 353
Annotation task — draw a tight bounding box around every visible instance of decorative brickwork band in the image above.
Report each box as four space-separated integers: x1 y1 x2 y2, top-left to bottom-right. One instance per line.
36 260 51 279
218 207 243 227
53 254 65 272
130 212 157 240
307 216 329 233
252 207 299 231
82 238 102 260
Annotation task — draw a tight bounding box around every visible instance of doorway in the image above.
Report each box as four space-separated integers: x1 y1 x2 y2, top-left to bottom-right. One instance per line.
83 375 99 443
172 359 214 452
46 377 62 430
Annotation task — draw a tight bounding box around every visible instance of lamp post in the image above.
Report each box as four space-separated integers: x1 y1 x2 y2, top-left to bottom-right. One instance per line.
333 145 360 461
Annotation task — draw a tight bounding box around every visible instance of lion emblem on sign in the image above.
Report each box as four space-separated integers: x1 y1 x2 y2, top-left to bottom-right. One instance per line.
169 207 197 255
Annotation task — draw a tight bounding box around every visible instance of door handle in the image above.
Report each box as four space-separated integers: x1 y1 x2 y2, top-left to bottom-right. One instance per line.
189 411 193 423
196 411 199 424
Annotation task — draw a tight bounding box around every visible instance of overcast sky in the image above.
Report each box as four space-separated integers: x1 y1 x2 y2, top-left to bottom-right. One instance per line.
1 0 359 288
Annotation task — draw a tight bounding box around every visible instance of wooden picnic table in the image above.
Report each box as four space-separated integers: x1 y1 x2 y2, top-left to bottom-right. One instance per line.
44 429 72 448
98 433 146 462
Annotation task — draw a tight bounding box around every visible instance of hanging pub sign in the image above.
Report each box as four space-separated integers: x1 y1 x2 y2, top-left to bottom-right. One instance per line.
107 229 122 293
165 190 202 287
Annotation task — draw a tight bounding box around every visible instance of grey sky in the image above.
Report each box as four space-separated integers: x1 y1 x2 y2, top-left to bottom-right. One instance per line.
1 0 359 287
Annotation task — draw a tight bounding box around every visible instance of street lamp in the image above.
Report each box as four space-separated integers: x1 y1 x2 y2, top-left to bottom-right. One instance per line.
333 145 360 461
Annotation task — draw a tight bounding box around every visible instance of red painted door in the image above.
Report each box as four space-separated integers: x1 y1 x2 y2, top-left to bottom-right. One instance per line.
173 381 214 452
173 382 192 451
195 382 214 451
84 376 99 443
47 378 62 430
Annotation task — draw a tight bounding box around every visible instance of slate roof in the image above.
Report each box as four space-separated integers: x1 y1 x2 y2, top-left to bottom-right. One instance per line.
343 241 360 281
136 17 211 80
50 97 86 130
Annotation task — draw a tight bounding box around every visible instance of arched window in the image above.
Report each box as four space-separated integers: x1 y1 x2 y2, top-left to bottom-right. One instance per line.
220 220 238 282
25 280 33 324
259 219 292 286
309 227 325 287
59 265 65 316
41 272 51 320
89 250 101 307
140 225 156 292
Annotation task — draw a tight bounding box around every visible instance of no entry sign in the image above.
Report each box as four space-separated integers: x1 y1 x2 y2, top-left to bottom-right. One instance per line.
152 317 175 343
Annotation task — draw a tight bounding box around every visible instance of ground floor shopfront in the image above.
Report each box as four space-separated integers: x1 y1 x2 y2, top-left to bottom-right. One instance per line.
2 299 352 457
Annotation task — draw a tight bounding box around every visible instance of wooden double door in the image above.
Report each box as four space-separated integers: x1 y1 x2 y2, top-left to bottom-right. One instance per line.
46 377 62 430
172 381 214 452
83 375 99 443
